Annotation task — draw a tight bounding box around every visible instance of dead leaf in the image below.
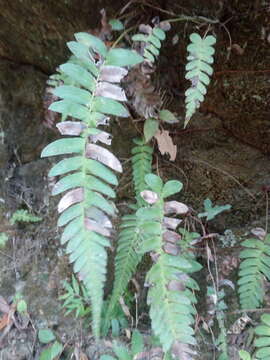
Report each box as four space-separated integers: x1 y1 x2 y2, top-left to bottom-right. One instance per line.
56 121 86 136
86 144 123 173
154 130 177 161
100 66 128 83
140 190 158 204
58 188 84 213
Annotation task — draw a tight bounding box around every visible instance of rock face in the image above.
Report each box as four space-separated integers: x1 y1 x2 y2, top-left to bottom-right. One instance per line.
0 1 270 358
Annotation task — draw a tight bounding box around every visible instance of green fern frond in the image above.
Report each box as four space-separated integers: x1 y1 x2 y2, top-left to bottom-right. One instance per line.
185 33 216 127
104 139 153 332
10 209 42 225
41 32 143 338
254 313 270 359
138 174 200 357
238 234 270 310
131 138 153 207
132 23 170 63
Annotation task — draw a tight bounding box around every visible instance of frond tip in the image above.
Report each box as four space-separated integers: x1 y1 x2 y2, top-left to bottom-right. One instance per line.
238 234 270 310
184 33 216 127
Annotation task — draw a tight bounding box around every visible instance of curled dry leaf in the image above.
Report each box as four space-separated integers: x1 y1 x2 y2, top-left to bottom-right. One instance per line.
100 65 128 83
251 227 266 240
140 190 159 204
163 242 180 255
89 131 112 145
86 144 122 172
164 201 189 215
56 121 86 136
95 82 127 102
163 217 182 230
84 217 111 237
154 129 177 161
58 188 84 213
163 230 181 244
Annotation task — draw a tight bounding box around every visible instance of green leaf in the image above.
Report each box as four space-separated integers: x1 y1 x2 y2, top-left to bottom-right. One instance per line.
144 173 163 193
53 85 92 105
198 198 231 221
93 96 129 117
153 27 166 40
144 118 159 142
17 299 27 314
75 32 107 57
131 330 144 355
262 314 270 326
159 110 178 124
60 63 96 91
109 19 124 31
39 341 63 360
100 356 117 360
162 180 183 198
41 138 84 157
0 233 8 248
106 48 144 67
38 329 56 344
49 100 90 122
112 341 132 360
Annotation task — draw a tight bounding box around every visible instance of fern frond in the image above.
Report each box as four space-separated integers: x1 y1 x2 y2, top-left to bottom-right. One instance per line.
185 33 216 127
238 234 270 310
131 138 153 207
132 23 170 63
41 32 143 338
104 138 153 332
254 313 270 359
138 174 200 357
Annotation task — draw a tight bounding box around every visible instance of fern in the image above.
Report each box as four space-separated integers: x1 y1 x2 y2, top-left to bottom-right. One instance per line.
132 23 170 63
10 209 42 225
138 174 200 357
254 313 270 359
41 32 143 338
104 138 153 331
185 33 216 127
238 234 270 310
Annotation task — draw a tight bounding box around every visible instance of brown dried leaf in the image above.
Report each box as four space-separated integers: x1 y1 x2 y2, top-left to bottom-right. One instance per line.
0 296 10 314
167 279 186 291
86 144 122 172
163 230 181 244
154 129 177 161
164 201 189 215
84 218 111 237
163 217 182 230
159 21 171 31
56 121 86 136
95 82 127 102
140 190 158 204
58 188 84 213
171 341 197 360
251 227 266 240
100 65 128 83
86 207 112 228
139 24 152 34
89 131 112 145
163 242 180 255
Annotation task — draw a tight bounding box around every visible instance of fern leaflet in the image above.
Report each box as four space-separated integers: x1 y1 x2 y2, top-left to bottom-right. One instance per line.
254 313 270 359
185 33 216 127
238 234 270 310
41 32 143 338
